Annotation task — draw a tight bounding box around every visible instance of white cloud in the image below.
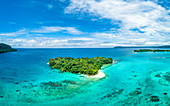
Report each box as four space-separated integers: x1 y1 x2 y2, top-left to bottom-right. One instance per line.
65 0 170 46
92 33 116 38
8 22 16 25
0 26 84 37
0 37 100 48
0 29 28 36
47 4 53 9
21 0 55 10
31 26 84 35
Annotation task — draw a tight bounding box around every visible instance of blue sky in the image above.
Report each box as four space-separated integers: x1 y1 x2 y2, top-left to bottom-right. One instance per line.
0 0 170 48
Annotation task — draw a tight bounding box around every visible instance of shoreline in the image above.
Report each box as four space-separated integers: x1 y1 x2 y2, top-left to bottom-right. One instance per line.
87 70 106 78
89 60 117 78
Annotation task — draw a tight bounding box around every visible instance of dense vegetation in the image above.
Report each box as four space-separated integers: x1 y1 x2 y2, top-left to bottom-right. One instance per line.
49 57 113 75
0 43 17 54
134 49 170 52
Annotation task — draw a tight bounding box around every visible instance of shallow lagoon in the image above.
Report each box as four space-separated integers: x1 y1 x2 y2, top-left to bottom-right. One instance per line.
0 48 169 105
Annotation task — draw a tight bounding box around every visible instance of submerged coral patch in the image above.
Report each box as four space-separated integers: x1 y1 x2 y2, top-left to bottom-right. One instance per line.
129 90 142 97
150 96 160 102
163 72 170 82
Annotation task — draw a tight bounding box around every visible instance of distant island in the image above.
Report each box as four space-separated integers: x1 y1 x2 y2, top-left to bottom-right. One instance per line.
157 45 170 48
0 43 17 54
114 45 170 48
134 49 170 52
49 57 113 76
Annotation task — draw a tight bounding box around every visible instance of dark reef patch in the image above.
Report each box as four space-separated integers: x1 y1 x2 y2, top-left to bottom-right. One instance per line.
150 96 160 102
129 90 142 96
155 73 161 77
0 96 4 98
41 81 62 88
62 80 77 85
101 89 124 99
163 72 170 82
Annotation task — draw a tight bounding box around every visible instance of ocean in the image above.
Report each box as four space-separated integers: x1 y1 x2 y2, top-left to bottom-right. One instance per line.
0 48 169 105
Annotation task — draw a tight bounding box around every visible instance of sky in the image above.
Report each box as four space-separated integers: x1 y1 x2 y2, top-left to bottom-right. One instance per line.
0 0 170 48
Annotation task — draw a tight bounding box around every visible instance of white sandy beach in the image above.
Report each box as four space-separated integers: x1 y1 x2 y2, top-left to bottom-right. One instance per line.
88 70 105 78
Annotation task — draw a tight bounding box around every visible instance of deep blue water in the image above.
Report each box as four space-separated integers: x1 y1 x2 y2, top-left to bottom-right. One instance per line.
0 48 169 105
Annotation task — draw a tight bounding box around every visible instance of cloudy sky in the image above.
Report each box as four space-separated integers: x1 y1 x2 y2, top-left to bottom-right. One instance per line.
0 0 169 48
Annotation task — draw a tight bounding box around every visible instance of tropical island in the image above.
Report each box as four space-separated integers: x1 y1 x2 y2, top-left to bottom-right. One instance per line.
0 43 17 54
114 45 170 48
49 57 113 76
134 49 170 52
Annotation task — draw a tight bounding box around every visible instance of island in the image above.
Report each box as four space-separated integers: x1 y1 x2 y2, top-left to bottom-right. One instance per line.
49 57 113 76
134 49 170 52
114 45 170 48
0 43 17 54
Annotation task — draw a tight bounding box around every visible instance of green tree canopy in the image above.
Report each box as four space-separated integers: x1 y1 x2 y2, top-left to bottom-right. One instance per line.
49 57 113 75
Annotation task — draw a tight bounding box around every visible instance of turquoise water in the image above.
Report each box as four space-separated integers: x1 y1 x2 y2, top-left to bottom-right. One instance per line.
0 48 169 105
